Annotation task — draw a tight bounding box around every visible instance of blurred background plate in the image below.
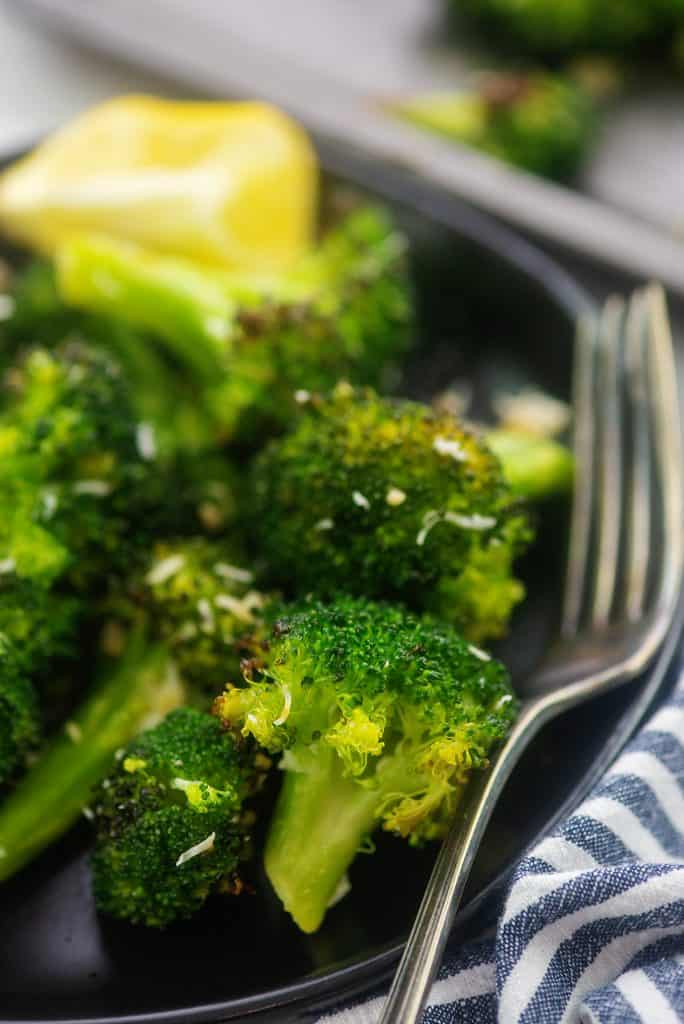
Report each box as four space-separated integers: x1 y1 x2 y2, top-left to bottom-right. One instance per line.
8 0 684 295
1 148 682 1024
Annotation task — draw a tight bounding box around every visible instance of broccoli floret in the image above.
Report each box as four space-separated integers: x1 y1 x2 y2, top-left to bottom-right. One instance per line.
91 707 256 928
215 595 516 933
0 261 219 457
390 71 595 180
55 204 412 445
0 343 164 586
0 628 184 881
0 532 271 877
453 0 684 57
250 385 531 642
0 653 38 786
134 538 271 701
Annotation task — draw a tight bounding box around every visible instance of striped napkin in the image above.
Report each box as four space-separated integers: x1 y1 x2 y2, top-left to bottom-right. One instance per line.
320 665 684 1023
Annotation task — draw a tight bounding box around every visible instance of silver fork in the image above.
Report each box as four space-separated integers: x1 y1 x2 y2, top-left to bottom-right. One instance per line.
379 284 684 1024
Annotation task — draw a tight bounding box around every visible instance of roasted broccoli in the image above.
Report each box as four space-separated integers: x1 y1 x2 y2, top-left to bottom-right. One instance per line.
0 629 183 880
0 343 165 587
54 204 412 445
0 533 271 878
91 707 258 927
215 595 516 933
131 537 271 701
452 0 684 57
486 428 573 500
251 385 532 642
0 342 169 784
390 71 595 180
0 653 39 788
0 261 218 457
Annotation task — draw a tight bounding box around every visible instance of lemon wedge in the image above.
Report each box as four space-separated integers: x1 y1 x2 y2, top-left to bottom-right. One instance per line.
0 95 318 271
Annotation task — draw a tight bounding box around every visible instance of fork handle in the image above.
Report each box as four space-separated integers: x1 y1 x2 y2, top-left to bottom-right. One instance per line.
378 700 548 1024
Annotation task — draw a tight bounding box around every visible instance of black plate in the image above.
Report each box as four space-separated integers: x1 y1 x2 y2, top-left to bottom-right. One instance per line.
1 149 678 1024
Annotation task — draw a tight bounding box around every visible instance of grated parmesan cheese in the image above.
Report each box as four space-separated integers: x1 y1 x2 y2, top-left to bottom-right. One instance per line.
136 422 157 460
386 486 406 507
468 644 491 662
176 831 216 867
73 480 111 497
433 436 467 461
214 563 253 584
314 517 334 531
145 553 185 586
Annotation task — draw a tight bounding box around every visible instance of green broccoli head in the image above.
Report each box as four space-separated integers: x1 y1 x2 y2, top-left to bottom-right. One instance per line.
135 538 271 702
0 342 161 587
0 260 220 458
251 385 531 642
55 203 412 446
215 595 516 932
91 707 257 928
0 651 39 786
453 0 684 56
391 71 595 181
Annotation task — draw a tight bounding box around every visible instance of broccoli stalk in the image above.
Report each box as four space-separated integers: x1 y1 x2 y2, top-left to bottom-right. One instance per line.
0 628 182 882
54 205 412 444
215 596 516 933
264 747 381 933
485 429 573 500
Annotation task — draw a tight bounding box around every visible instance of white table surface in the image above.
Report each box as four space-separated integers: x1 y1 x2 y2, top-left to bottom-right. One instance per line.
0 4 168 153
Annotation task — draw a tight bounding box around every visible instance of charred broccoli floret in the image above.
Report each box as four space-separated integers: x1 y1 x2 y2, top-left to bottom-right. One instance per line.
453 0 683 57
390 71 595 180
91 707 257 928
215 595 516 933
0 532 272 878
0 629 184 880
251 385 532 642
0 342 170 784
0 654 38 787
0 261 219 457
54 204 412 444
0 343 163 586
134 538 271 701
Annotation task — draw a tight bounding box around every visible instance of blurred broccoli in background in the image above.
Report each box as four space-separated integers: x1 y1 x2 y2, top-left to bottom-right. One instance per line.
452 0 684 58
250 384 532 642
389 70 596 180
91 707 260 927
54 204 412 446
216 595 516 933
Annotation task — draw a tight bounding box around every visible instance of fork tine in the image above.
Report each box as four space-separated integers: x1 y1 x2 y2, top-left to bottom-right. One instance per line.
590 297 626 629
644 284 684 616
561 313 598 637
623 290 652 622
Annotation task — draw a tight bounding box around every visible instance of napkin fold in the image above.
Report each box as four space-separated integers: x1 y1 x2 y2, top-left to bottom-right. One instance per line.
320 668 684 1023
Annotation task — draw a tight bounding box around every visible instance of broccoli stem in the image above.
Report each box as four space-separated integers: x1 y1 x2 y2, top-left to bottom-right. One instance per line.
486 429 573 501
265 748 381 933
0 632 182 882
56 235 233 379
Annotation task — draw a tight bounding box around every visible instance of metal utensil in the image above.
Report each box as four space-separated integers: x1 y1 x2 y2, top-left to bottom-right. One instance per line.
379 284 684 1024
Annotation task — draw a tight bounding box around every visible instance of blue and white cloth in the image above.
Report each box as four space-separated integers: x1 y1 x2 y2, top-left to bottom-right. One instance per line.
320 668 684 1023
